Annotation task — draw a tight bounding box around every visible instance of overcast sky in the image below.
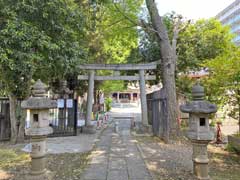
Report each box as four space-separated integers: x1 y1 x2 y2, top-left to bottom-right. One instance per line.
155 0 235 20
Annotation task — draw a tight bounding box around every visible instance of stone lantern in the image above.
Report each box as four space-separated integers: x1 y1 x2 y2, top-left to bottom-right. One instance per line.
21 79 57 180
180 82 217 180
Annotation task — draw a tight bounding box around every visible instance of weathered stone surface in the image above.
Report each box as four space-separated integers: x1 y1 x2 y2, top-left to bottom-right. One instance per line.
180 101 217 114
139 69 148 127
78 75 156 81
21 80 55 179
180 83 216 180
83 164 108 180
81 118 152 180
21 98 57 109
128 165 151 179
107 170 128 180
109 158 127 170
25 127 53 136
21 79 57 109
86 70 95 128
82 125 96 134
78 62 158 70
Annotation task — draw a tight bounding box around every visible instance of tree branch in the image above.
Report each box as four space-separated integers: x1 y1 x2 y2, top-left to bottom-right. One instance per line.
113 3 158 34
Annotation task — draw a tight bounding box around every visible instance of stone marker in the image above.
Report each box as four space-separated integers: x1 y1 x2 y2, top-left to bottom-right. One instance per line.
180 82 217 180
21 79 57 180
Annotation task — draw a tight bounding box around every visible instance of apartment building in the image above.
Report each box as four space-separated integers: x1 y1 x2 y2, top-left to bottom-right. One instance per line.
216 0 240 45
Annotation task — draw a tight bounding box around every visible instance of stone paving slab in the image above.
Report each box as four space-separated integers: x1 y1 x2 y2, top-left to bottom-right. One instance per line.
107 170 128 180
81 118 152 180
49 130 103 154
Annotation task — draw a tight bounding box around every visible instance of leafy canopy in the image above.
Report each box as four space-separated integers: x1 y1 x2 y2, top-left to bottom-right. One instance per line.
0 0 86 97
177 18 234 72
203 47 240 120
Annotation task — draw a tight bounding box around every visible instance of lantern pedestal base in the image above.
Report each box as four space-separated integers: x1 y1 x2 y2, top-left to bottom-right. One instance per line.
82 125 96 134
191 140 211 180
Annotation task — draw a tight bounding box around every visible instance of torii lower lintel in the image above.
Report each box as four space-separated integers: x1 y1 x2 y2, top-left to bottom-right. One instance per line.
80 62 158 132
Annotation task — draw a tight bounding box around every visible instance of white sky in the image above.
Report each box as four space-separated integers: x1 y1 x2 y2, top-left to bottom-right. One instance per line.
156 0 236 20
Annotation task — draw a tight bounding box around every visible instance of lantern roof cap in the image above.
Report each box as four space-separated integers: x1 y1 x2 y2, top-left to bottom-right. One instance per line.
180 81 217 114
32 79 47 97
180 101 217 114
192 81 205 101
21 80 57 109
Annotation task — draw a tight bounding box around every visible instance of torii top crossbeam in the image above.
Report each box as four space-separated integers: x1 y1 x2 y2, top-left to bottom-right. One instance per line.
80 61 159 130
78 61 158 70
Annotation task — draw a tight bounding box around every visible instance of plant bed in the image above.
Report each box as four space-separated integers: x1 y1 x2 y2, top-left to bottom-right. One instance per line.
228 135 240 153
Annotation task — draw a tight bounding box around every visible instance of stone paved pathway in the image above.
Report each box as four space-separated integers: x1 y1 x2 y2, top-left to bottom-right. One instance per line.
81 118 152 180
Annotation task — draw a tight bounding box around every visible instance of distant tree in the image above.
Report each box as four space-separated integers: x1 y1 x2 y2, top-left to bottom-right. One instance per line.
100 80 125 95
0 0 85 143
77 0 143 99
203 48 240 132
177 18 234 72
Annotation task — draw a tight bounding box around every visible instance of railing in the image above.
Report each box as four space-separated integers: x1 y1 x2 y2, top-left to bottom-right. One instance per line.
0 97 79 141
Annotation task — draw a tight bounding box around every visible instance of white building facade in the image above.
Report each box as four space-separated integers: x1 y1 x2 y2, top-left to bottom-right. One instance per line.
216 0 240 45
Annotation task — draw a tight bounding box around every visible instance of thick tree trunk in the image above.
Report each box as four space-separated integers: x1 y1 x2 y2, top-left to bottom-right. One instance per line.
145 0 178 139
17 108 26 143
9 95 25 144
9 95 18 144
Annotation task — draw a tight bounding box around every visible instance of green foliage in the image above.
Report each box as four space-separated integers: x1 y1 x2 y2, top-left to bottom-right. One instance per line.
78 0 142 93
140 17 234 73
203 47 240 128
0 0 86 97
105 97 112 111
0 20 44 97
209 120 216 127
177 18 234 72
78 0 141 64
100 80 125 95
176 75 195 99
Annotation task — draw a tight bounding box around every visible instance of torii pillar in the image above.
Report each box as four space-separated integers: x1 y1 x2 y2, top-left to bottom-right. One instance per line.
84 70 96 133
139 69 149 127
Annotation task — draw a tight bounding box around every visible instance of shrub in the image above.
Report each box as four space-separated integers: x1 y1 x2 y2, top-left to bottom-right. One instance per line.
105 97 112 112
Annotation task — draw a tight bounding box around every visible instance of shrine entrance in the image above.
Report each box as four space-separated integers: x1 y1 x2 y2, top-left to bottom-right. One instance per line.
78 62 158 128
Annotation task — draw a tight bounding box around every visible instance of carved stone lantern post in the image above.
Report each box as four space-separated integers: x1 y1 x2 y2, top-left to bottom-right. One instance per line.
180 82 217 180
21 80 57 179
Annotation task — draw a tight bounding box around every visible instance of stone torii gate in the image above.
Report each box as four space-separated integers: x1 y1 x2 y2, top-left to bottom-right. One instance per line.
78 62 157 131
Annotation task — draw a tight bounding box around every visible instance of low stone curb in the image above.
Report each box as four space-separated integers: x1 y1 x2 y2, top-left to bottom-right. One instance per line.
135 138 155 180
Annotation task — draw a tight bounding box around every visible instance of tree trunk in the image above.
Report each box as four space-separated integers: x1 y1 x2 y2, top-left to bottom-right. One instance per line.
145 0 178 139
17 107 26 143
9 94 18 144
9 95 26 144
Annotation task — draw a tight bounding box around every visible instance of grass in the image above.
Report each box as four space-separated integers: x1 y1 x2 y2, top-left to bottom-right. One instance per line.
208 145 240 180
0 148 30 169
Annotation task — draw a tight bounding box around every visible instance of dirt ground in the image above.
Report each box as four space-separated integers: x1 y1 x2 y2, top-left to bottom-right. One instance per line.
0 136 240 180
136 136 240 180
0 145 91 180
